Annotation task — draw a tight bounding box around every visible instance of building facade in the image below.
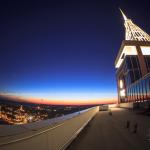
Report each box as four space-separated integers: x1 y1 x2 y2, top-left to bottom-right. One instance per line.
115 10 150 108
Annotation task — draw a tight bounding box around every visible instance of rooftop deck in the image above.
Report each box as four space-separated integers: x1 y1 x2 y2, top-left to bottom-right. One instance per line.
1 107 150 150
67 108 150 150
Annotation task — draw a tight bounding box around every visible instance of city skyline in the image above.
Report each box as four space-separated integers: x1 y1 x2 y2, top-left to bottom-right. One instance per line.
0 1 150 105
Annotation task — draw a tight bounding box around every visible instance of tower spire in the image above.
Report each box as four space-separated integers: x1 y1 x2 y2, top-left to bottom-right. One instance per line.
119 8 128 21
119 8 150 41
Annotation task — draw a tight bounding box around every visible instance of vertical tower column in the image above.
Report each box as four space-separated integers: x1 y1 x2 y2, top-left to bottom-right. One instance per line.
136 45 148 76
117 78 121 104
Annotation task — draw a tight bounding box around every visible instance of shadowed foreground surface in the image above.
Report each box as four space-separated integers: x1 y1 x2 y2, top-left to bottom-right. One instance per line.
67 108 150 150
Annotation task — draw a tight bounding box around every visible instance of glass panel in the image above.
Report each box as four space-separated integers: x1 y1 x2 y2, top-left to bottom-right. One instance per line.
140 81 143 100
148 77 150 99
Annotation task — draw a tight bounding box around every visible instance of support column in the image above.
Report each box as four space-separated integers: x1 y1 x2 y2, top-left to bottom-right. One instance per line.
117 78 120 104
136 45 148 76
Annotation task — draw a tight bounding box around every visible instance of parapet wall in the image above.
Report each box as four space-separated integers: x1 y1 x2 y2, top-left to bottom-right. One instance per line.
0 106 99 150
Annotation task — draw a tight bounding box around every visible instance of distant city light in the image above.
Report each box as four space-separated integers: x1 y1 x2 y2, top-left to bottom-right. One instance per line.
28 116 33 122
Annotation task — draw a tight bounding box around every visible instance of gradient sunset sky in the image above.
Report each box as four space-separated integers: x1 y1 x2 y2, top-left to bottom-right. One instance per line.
0 0 150 105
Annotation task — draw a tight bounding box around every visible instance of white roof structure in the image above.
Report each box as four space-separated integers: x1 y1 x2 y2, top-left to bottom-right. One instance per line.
115 9 150 68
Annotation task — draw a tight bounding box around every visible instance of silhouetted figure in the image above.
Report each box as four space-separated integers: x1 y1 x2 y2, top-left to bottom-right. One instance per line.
147 129 150 141
133 123 138 133
126 120 130 129
109 110 112 116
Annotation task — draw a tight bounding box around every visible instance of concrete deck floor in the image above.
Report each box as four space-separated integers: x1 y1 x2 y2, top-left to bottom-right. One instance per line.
67 108 150 150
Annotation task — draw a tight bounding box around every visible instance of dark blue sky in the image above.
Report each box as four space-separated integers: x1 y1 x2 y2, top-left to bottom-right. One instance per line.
0 0 150 103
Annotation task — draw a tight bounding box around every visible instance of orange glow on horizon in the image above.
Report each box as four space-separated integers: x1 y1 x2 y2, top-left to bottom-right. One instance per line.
0 93 117 105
